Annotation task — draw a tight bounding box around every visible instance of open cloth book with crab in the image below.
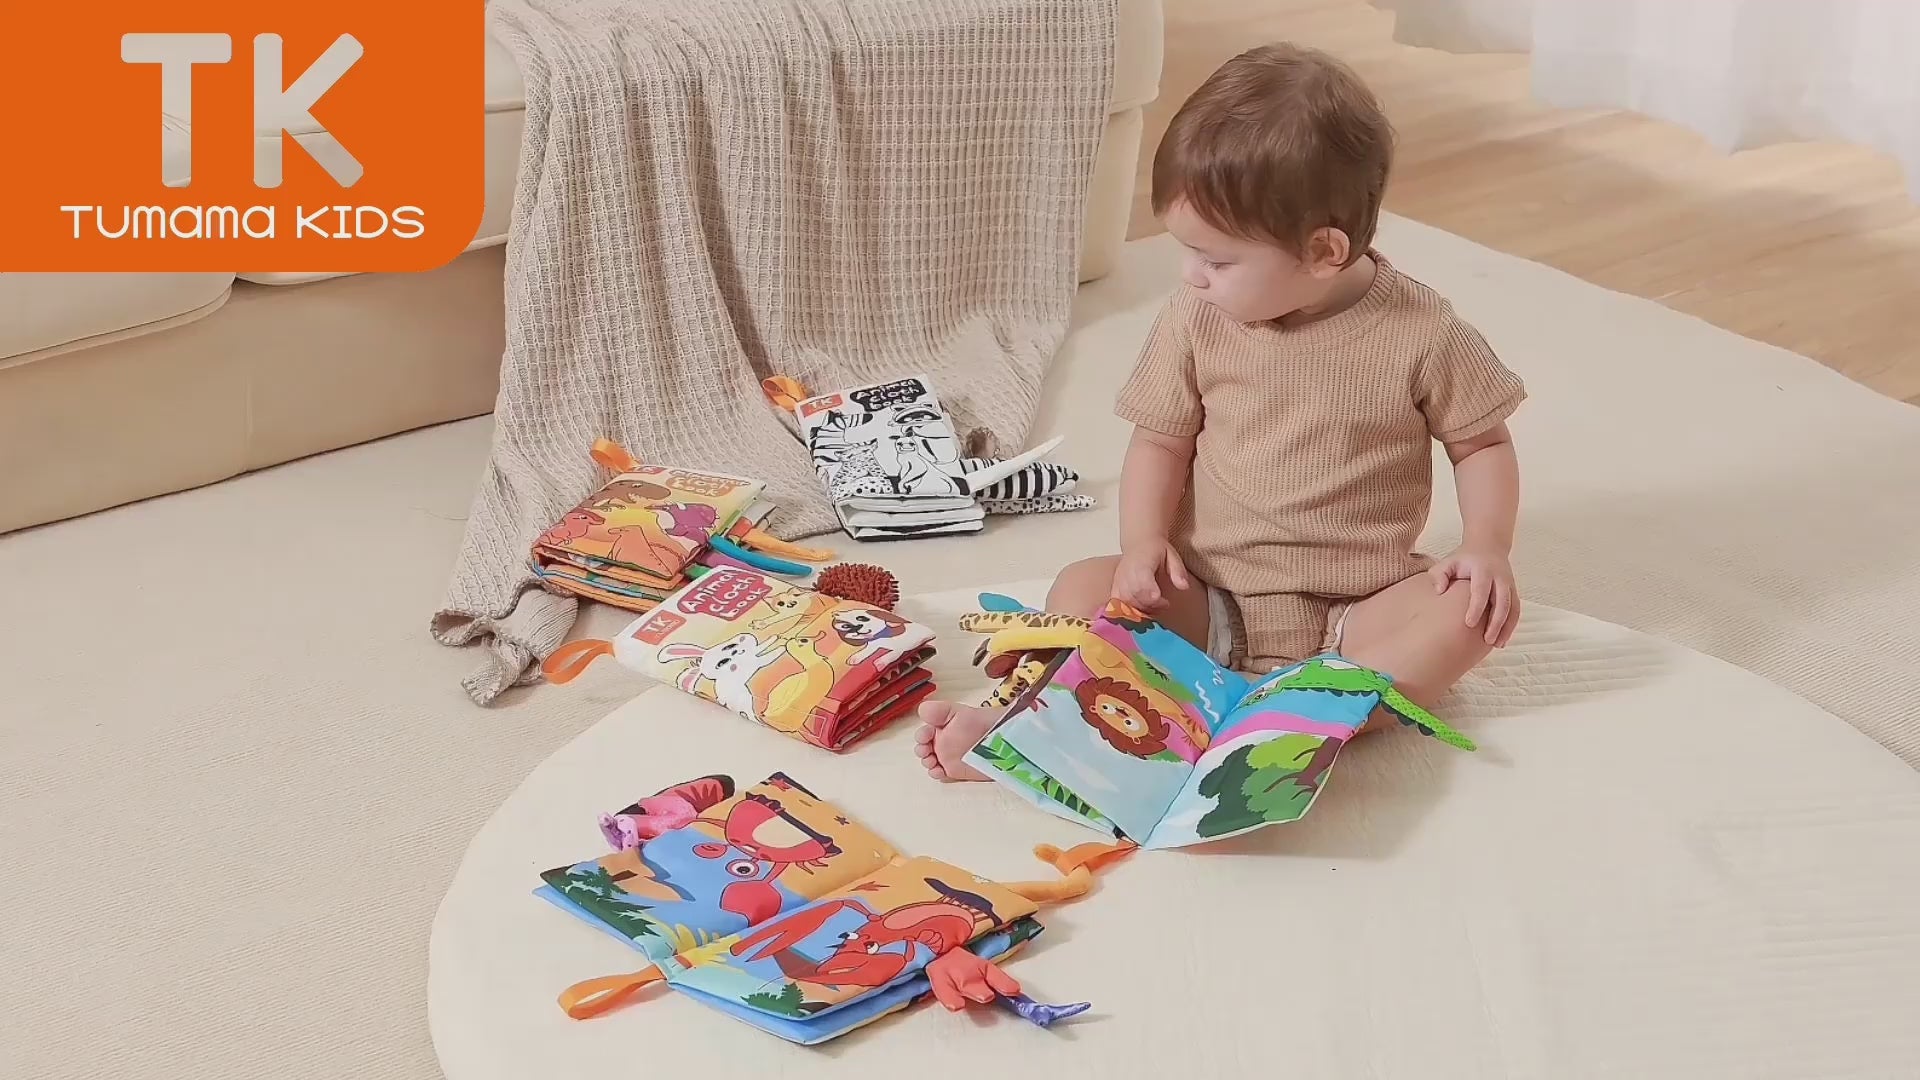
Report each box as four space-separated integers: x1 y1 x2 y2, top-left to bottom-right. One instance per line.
957 597 1482 849
534 771 1131 1043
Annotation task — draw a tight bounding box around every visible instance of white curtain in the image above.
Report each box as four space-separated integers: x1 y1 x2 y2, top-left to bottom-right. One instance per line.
1374 0 1920 201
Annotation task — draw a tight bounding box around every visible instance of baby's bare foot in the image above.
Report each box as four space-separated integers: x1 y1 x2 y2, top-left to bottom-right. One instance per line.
912 700 997 782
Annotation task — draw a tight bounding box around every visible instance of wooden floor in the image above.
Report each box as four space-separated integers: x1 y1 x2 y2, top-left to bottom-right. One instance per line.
1130 0 1920 406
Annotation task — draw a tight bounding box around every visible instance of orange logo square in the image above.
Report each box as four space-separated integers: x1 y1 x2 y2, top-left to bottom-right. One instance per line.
632 611 686 647
0 0 484 272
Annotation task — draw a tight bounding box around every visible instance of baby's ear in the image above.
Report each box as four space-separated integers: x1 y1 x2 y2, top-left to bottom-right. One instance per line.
1307 226 1352 276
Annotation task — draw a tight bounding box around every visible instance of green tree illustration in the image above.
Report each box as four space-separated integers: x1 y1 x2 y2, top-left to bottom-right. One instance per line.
1034 775 1107 823
551 864 659 939
561 865 625 900
1195 734 1339 837
743 981 811 1017
609 906 661 939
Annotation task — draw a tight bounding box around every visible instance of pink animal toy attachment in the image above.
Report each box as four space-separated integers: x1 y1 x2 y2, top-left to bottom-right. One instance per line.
598 775 737 851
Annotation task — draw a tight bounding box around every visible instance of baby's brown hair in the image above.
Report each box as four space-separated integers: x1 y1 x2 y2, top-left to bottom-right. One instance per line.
1152 43 1393 266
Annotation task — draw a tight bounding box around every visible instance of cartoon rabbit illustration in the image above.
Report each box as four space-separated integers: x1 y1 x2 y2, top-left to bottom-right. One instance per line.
658 633 786 720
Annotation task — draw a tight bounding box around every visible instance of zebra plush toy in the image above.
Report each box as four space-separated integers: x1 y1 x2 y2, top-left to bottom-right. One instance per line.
963 458 1096 516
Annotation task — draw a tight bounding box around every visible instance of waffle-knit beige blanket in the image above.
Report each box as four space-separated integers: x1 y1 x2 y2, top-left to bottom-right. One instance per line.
433 0 1117 702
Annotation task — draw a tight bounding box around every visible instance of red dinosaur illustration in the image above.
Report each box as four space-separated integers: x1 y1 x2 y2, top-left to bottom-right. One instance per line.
728 878 999 990
537 509 605 548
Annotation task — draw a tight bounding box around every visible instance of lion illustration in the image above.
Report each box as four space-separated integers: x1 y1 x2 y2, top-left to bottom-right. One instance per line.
1073 676 1171 758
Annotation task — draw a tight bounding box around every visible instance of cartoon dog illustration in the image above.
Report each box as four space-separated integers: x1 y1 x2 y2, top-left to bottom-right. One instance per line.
830 608 915 667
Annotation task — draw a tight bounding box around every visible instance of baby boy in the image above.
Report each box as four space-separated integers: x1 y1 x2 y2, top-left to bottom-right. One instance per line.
916 42 1526 779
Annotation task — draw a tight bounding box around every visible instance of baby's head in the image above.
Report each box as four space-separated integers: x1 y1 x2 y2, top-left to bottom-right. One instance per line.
1152 43 1393 323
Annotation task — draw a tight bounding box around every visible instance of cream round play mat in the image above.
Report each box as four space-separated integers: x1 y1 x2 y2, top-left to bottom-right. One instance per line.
429 582 1920 1078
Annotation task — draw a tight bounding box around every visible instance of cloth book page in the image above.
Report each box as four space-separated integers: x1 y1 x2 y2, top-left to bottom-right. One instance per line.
971 608 1384 849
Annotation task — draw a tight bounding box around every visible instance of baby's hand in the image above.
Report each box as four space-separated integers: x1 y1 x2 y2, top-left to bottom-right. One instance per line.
1429 546 1520 647
1114 541 1190 612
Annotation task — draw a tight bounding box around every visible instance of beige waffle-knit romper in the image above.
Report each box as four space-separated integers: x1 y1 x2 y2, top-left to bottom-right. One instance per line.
1114 254 1527 671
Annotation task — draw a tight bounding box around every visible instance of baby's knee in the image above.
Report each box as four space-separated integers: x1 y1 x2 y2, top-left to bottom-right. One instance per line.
1429 579 1498 655
1047 555 1121 615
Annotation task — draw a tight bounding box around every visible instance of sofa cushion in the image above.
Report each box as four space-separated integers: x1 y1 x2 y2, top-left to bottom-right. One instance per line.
0 272 234 363
1111 0 1164 112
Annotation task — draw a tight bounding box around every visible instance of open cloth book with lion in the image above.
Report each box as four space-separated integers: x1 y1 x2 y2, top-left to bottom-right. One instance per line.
958 598 1482 849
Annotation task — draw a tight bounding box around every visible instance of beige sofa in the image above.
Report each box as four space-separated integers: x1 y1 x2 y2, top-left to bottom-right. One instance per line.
0 5 1163 535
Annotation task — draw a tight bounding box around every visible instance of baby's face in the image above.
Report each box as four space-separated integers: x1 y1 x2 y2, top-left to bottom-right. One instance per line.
1164 200 1333 323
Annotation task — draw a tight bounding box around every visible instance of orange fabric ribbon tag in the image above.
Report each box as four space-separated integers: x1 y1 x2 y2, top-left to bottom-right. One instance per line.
590 439 642 474
558 965 666 1019
541 639 614 684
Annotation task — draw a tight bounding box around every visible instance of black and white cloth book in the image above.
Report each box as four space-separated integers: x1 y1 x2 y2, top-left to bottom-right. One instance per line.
840 504 987 529
794 375 1063 508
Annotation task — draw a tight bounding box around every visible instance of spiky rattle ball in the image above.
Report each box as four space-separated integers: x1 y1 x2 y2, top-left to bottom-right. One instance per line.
814 563 900 611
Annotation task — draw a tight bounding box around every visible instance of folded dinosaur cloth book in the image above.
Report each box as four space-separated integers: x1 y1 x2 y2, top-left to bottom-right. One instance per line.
762 375 1075 540
530 441 765 604
536 771 1130 1044
539 499 820 605
531 441 837 611
541 568 937 751
957 597 1480 849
